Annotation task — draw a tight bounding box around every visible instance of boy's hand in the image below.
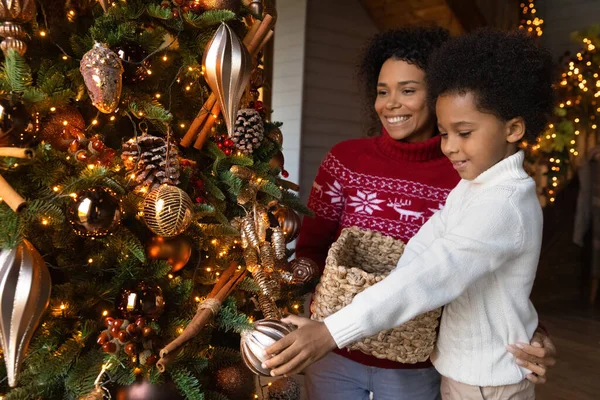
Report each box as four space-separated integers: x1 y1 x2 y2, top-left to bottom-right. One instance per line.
507 328 556 384
262 315 336 376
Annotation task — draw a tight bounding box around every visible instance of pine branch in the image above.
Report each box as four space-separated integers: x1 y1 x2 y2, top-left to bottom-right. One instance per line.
170 366 204 400
194 223 239 237
3 49 32 93
183 10 237 29
215 297 252 334
236 277 260 292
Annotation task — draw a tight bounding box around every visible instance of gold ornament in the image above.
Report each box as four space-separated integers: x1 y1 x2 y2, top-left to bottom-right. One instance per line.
258 293 280 319
0 0 35 56
241 216 260 248
243 247 259 271
240 319 293 376
271 227 286 260
268 127 283 146
143 185 194 237
251 267 280 316
259 241 275 272
0 239 51 387
198 0 241 12
272 206 301 243
247 0 263 16
203 23 252 136
237 184 257 205
80 42 124 114
147 236 193 273
267 376 301 400
230 165 254 180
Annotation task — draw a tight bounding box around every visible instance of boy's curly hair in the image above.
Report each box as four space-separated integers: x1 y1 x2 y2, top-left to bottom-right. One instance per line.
426 28 555 142
358 27 450 135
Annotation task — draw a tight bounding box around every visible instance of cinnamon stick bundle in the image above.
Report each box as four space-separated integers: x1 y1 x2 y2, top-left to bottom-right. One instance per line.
181 15 276 149
157 262 247 372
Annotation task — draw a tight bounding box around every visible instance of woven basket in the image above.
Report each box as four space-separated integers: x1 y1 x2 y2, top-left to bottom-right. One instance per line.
311 227 442 364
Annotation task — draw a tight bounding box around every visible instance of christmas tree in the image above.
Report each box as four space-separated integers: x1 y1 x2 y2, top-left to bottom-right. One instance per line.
0 1 314 399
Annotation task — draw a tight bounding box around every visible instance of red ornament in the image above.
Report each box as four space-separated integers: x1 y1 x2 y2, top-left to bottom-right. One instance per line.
126 323 139 336
217 142 223 149
224 139 234 147
224 148 232 156
142 326 153 337
75 150 88 162
145 355 158 366
104 317 115 327
110 326 120 337
136 317 146 328
282 170 289 178
113 319 124 329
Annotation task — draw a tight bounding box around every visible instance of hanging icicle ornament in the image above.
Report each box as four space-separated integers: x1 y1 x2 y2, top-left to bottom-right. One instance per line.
0 239 52 387
202 23 252 136
80 42 124 114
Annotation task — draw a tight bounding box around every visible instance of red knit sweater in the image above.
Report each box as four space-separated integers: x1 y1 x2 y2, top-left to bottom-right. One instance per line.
296 129 460 369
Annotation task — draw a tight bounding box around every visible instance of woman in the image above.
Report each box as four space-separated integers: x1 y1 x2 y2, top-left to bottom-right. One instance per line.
292 27 556 400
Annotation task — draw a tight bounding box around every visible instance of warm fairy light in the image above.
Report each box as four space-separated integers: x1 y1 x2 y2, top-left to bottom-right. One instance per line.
195 296 201 302
180 123 185 128
185 86 191 91
155 93 161 99
41 218 49 226
575 130 580 135
211 239 218 245
92 119 98 125
254 395 258 399
88 258 93 263
69 193 77 198
162 55 168 62
147 69 152 75
50 107 56 112
87 164 95 170
177 327 184 334
53 186 60 192
62 55 68 60
188 66 193 71
138 112 143 117
62 120 68 126
102 310 109 316
566 100 572 106
110 115 116 121
293 304 299 309
130 173 136 179
60 303 66 310
168 274 174 279
206 267 212 272
574 151 579 156
40 31 46 37
216 272 220 276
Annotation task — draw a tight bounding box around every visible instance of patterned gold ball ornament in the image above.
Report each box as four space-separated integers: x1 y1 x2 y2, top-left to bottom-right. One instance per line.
80 42 124 114
0 0 36 55
143 184 194 237
271 205 301 243
240 319 294 376
68 186 123 237
197 0 241 12
215 362 256 400
0 239 52 387
267 377 301 400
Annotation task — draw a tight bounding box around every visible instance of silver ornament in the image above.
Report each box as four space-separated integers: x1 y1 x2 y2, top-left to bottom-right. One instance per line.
240 319 294 376
80 42 124 114
0 239 51 387
202 23 252 137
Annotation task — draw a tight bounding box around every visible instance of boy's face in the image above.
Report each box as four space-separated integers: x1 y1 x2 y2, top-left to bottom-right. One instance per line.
374 59 435 142
436 92 519 180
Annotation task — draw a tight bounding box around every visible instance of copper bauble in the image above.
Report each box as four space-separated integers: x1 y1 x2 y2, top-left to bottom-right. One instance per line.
115 378 184 400
0 94 35 147
0 239 52 387
289 257 318 285
80 42 124 114
267 127 283 146
143 185 194 237
117 281 165 321
40 106 85 150
147 236 193 273
215 362 255 400
240 319 294 376
271 205 301 243
0 0 36 56
68 186 122 237
197 0 240 11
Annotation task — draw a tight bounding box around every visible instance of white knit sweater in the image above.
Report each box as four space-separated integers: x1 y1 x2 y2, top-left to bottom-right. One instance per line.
324 151 542 386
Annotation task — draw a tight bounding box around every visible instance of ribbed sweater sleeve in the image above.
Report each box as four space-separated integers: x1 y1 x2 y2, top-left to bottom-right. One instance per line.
296 151 344 272
324 188 524 348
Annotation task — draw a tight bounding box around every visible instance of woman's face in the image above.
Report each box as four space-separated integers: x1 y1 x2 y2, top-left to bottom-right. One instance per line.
374 58 436 142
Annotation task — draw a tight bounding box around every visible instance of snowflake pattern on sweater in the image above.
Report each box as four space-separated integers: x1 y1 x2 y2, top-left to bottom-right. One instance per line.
308 152 450 243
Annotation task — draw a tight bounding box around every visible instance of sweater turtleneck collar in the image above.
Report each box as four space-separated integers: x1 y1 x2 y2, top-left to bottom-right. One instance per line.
375 128 445 162
472 150 528 187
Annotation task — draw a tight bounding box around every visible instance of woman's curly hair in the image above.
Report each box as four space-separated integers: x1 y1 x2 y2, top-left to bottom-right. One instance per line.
358 27 450 135
426 28 555 141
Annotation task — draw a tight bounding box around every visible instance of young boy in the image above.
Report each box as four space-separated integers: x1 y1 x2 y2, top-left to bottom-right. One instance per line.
263 29 554 399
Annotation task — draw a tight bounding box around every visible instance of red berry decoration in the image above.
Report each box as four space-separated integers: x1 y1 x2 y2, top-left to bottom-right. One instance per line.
97 331 110 345
110 326 120 337
142 326 153 337
224 148 232 156
105 317 115 327
124 343 137 356
118 330 131 343
113 319 124 329
102 342 117 353
126 323 139 335
146 355 158 366
136 317 146 328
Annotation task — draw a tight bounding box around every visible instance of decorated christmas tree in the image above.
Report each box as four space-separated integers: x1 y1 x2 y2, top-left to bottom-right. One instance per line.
0 1 315 398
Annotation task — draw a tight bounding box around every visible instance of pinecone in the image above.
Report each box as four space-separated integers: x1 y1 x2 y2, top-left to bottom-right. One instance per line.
121 135 180 193
232 108 264 154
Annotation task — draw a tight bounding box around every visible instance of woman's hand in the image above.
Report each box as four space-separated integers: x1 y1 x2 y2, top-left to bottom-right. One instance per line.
507 328 557 384
262 315 337 376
